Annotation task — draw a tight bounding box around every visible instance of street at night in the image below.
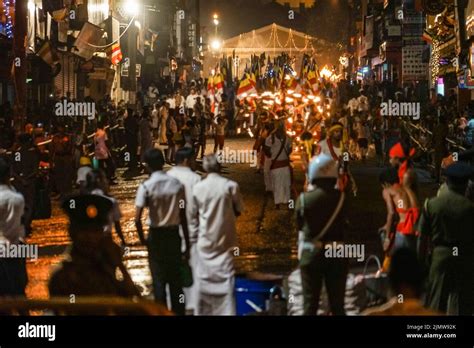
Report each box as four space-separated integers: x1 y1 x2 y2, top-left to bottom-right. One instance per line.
25 137 438 303
0 0 474 346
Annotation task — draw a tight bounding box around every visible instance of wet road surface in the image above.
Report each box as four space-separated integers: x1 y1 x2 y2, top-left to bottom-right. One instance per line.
25 138 436 300
26 138 299 299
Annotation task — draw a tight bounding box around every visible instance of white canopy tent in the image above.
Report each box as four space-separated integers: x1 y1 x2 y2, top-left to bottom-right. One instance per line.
204 23 342 78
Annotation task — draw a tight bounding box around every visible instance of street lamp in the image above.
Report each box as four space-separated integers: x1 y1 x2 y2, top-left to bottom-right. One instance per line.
28 0 35 12
213 13 219 36
118 0 141 109
211 39 222 51
123 0 140 17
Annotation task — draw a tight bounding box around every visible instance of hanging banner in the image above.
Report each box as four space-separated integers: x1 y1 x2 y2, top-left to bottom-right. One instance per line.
402 45 428 81
365 15 374 51
73 22 104 60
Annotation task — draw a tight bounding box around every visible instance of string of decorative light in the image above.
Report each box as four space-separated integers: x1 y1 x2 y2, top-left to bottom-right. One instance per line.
264 25 275 48
283 28 292 48
274 25 286 48
234 24 319 53
250 30 255 49
3 0 14 39
430 39 441 86
290 32 310 52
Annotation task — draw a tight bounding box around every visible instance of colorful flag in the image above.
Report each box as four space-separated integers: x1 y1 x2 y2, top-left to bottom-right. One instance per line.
286 75 302 93
307 68 319 93
249 72 257 88
207 76 214 96
109 42 122 65
237 74 257 99
214 73 224 95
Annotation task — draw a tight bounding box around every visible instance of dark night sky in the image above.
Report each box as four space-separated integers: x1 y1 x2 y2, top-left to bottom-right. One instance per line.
199 0 350 45
199 0 307 41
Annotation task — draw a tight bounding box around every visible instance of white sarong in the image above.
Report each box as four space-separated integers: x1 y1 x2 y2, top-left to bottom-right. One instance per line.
271 166 291 205
264 156 273 192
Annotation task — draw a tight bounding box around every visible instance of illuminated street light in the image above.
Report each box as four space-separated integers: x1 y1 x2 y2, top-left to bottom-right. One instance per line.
28 0 35 11
123 0 140 16
213 13 219 36
211 39 222 51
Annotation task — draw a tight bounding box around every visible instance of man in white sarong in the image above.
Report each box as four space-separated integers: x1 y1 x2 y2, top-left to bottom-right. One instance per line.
265 125 292 209
190 155 243 315
264 152 273 193
167 148 201 314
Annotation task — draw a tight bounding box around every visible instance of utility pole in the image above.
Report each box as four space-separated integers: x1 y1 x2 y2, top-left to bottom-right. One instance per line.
346 0 354 80
128 20 137 109
13 0 27 130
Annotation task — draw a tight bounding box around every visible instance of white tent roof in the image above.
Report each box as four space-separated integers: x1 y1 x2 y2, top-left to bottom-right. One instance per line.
220 23 322 55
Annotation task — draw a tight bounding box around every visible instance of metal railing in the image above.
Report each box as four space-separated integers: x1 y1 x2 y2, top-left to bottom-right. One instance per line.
405 121 466 152
35 124 120 147
1 125 125 157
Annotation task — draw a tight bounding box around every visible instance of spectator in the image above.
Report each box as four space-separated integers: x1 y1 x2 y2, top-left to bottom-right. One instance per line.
167 148 201 314
134 149 190 315
190 155 243 315
49 194 139 298
0 158 27 296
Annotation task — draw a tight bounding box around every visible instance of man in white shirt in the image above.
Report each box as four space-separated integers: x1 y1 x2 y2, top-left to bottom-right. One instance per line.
190 155 243 315
357 92 369 112
264 125 292 209
166 95 176 110
167 147 201 314
0 158 28 296
185 88 198 117
135 149 190 315
346 97 359 117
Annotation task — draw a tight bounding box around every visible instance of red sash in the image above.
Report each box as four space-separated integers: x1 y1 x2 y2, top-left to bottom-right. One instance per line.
327 138 348 191
327 138 340 161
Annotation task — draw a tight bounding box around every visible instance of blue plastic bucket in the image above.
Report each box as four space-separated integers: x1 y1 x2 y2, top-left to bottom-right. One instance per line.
235 277 275 316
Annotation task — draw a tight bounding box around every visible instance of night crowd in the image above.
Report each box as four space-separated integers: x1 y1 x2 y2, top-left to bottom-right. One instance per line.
0 73 473 316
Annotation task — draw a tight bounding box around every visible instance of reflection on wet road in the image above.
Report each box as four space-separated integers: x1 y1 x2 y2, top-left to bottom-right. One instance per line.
26 138 298 300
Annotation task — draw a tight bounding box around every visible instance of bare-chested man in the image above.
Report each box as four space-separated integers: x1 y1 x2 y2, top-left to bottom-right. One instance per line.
389 142 418 194
378 167 419 269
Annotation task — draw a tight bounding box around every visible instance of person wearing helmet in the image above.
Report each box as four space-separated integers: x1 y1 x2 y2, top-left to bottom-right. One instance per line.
296 154 348 315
